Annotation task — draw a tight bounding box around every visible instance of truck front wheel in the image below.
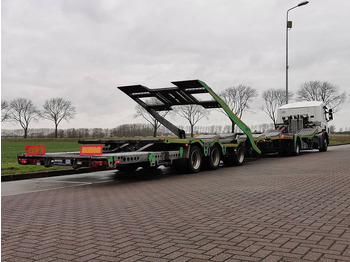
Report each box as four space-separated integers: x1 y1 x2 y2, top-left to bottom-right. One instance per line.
319 136 328 152
292 140 301 156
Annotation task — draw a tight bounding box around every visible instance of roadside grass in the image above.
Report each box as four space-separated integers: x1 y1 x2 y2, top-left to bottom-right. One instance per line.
1 134 350 176
1 138 81 175
329 134 350 145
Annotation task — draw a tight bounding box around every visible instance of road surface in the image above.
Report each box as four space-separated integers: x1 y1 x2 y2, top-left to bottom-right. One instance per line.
2 145 350 261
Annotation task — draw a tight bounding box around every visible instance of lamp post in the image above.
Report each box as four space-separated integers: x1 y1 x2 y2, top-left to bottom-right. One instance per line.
286 1 309 104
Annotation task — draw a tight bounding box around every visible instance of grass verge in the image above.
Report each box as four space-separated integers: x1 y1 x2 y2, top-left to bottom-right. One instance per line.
1 135 350 176
329 134 350 146
1 138 81 176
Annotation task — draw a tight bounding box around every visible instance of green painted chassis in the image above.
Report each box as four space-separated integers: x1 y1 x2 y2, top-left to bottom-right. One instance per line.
17 136 245 170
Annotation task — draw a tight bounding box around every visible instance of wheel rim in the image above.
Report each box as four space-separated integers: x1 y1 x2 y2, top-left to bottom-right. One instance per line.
191 150 201 170
211 148 220 167
296 143 300 154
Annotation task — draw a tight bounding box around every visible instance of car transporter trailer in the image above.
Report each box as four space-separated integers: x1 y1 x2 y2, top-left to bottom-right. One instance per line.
18 80 333 173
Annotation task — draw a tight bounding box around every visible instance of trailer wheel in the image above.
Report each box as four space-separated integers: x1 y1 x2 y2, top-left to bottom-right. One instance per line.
233 146 245 166
319 136 328 152
206 145 221 170
188 146 202 173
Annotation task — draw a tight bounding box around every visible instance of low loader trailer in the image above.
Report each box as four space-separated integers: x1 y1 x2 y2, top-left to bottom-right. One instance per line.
18 80 333 173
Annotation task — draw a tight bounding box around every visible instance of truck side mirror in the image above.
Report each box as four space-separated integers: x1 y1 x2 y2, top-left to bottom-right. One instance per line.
328 109 333 121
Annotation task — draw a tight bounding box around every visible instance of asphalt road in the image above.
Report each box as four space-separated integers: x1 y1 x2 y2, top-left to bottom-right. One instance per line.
2 145 350 261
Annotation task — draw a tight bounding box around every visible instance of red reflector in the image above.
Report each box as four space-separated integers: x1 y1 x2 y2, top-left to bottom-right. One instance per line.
26 145 45 155
19 158 28 164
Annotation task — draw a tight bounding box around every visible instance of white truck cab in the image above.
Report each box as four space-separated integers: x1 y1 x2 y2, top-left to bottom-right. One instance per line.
277 101 333 132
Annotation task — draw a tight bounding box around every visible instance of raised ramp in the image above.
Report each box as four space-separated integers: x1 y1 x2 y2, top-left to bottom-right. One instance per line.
118 80 261 154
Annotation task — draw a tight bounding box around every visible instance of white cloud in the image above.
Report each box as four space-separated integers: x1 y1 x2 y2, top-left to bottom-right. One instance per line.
2 0 350 131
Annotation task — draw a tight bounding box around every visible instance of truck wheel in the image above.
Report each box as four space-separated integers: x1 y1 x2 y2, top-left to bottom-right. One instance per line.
233 146 245 166
292 140 301 156
319 136 328 152
188 146 202 173
206 145 221 170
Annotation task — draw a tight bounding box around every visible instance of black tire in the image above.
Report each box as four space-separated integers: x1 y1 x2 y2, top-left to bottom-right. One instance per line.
188 145 203 173
292 140 301 156
233 146 245 166
319 136 328 152
206 145 221 170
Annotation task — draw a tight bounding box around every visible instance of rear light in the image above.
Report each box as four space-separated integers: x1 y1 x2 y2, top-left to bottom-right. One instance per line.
280 134 285 139
19 158 28 164
19 158 43 165
115 160 120 164
91 161 107 168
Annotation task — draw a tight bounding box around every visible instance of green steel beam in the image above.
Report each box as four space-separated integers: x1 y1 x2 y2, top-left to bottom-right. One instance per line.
198 80 261 154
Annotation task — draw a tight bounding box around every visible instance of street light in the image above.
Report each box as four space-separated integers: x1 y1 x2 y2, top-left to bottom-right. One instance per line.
286 1 309 104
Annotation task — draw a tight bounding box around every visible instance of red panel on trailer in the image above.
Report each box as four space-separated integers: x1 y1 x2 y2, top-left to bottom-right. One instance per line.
80 145 103 156
25 145 45 155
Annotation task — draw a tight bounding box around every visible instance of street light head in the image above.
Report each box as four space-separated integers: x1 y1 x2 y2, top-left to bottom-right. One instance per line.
298 1 309 7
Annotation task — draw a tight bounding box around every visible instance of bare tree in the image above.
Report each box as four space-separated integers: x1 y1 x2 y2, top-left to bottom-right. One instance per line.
41 98 76 138
329 125 336 134
173 104 209 137
134 98 171 137
9 98 40 138
1 100 10 122
111 124 153 137
297 81 346 112
219 85 258 132
261 89 293 126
